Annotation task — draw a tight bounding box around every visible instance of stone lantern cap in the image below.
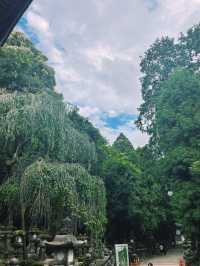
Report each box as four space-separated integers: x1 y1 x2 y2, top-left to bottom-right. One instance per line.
45 234 86 248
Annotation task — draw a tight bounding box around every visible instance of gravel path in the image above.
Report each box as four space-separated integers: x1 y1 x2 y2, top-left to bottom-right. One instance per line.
140 249 183 266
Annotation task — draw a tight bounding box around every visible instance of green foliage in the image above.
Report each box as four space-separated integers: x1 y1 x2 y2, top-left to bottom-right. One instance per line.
137 23 200 135
0 87 107 247
3 23 200 259
113 133 133 153
183 240 196 266
113 133 140 167
136 146 175 242
172 182 200 235
0 179 19 211
137 23 200 264
0 32 55 91
190 161 200 178
7 159 106 242
101 146 140 242
0 32 106 251
137 37 185 133
69 110 106 146
128 174 167 233
0 90 96 179
155 69 200 153
68 110 107 176
102 143 168 243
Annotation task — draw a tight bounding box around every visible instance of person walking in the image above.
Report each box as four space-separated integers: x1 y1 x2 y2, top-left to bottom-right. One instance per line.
159 243 167 255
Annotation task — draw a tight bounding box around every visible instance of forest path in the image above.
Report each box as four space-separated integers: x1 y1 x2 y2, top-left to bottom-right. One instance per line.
140 248 183 266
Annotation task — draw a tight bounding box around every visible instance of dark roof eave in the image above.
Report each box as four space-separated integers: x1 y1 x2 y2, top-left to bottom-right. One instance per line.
0 0 33 46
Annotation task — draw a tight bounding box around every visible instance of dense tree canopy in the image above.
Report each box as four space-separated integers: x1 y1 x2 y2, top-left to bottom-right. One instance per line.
0 90 96 181
155 69 200 154
0 159 106 241
0 32 106 253
137 23 200 137
113 133 133 153
137 23 200 265
1 22 200 264
0 32 55 91
102 140 170 246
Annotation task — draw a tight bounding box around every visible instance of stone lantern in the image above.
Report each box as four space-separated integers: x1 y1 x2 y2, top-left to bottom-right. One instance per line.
28 229 41 258
13 232 24 259
45 234 83 266
9 257 20 266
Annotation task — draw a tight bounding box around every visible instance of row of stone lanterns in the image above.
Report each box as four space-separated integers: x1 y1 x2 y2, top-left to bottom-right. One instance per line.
5 231 88 266
0 216 91 266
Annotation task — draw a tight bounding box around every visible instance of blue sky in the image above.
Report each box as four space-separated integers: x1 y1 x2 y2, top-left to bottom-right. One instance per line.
144 0 159 10
103 114 137 130
18 17 39 44
17 0 200 146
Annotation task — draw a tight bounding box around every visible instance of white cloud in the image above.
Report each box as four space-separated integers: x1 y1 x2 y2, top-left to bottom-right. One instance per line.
84 44 134 71
27 12 50 34
19 0 200 147
85 45 115 71
79 106 100 117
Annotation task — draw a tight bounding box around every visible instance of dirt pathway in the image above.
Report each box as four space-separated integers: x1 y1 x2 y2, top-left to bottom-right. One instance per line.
140 249 183 266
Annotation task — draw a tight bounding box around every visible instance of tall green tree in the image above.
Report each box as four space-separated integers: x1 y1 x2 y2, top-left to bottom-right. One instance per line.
68 110 107 175
102 142 168 245
101 147 141 242
137 24 200 264
137 23 200 138
113 133 133 153
138 60 200 263
0 90 96 182
155 69 200 154
0 32 55 91
0 32 106 251
0 159 106 244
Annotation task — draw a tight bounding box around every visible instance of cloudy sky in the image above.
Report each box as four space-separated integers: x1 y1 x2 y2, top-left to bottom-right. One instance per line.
18 0 200 147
